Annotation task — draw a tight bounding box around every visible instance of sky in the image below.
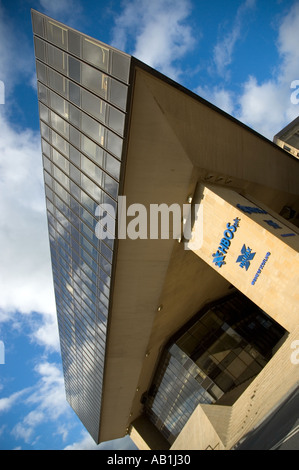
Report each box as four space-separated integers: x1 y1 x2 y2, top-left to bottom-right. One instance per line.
0 0 299 451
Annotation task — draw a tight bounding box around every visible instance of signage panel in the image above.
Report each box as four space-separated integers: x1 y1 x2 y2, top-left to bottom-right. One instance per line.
187 183 299 330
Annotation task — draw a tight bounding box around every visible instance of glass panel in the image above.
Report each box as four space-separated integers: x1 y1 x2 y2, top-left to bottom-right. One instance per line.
38 82 47 104
70 126 80 149
47 44 68 75
81 89 106 123
45 185 54 203
82 38 109 72
70 195 80 214
42 139 51 158
102 192 117 216
53 149 69 173
54 181 70 204
68 55 81 83
106 130 123 159
110 78 127 111
99 268 110 288
40 122 50 140
81 63 108 99
189 321 208 341
81 189 99 214
69 145 80 166
82 223 98 248
99 255 111 276
81 113 105 146
103 173 118 199
108 106 125 136
105 153 121 180
70 163 81 184
50 91 69 119
81 207 95 230
111 51 130 83
34 37 46 61
53 165 70 190
82 156 103 185
48 68 68 98
69 81 81 106
81 174 102 203
32 11 44 37
100 242 113 264
51 131 69 157
46 20 68 49
43 154 52 173
68 30 81 57
50 111 69 139
39 102 49 123
81 236 96 258
44 171 53 189
81 135 104 166
69 104 80 128
36 61 47 84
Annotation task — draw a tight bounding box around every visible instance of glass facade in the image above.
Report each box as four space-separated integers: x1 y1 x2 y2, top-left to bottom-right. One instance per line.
32 10 131 442
145 293 286 444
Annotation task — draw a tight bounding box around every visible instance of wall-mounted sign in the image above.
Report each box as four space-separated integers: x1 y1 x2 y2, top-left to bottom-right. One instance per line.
212 218 240 268
264 219 297 237
251 252 271 285
236 204 268 215
264 219 281 229
236 245 256 270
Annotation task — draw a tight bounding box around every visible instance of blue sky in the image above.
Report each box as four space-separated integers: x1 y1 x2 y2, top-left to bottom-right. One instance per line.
0 0 299 451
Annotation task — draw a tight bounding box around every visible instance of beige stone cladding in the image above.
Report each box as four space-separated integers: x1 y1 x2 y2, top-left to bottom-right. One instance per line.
188 183 299 331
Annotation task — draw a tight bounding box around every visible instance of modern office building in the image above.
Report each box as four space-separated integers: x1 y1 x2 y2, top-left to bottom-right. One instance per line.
274 115 299 160
32 10 299 450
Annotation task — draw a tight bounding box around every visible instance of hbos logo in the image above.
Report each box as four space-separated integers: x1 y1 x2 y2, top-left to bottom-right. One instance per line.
236 244 256 270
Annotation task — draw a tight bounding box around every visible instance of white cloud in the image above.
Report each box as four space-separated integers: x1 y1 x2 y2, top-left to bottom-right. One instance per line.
236 76 288 138
0 389 30 413
26 362 69 420
10 361 72 445
64 431 100 450
235 2 299 138
55 424 70 442
37 0 83 31
38 0 82 20
112 0 195 80
31 314 60 352
277 2 299 79
12 421 35 444
199 1 299 139
64 431 136 450
0 111 56 319
196 85 235 116
213 0 256 78
23 409 45 427
0 3 58 353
